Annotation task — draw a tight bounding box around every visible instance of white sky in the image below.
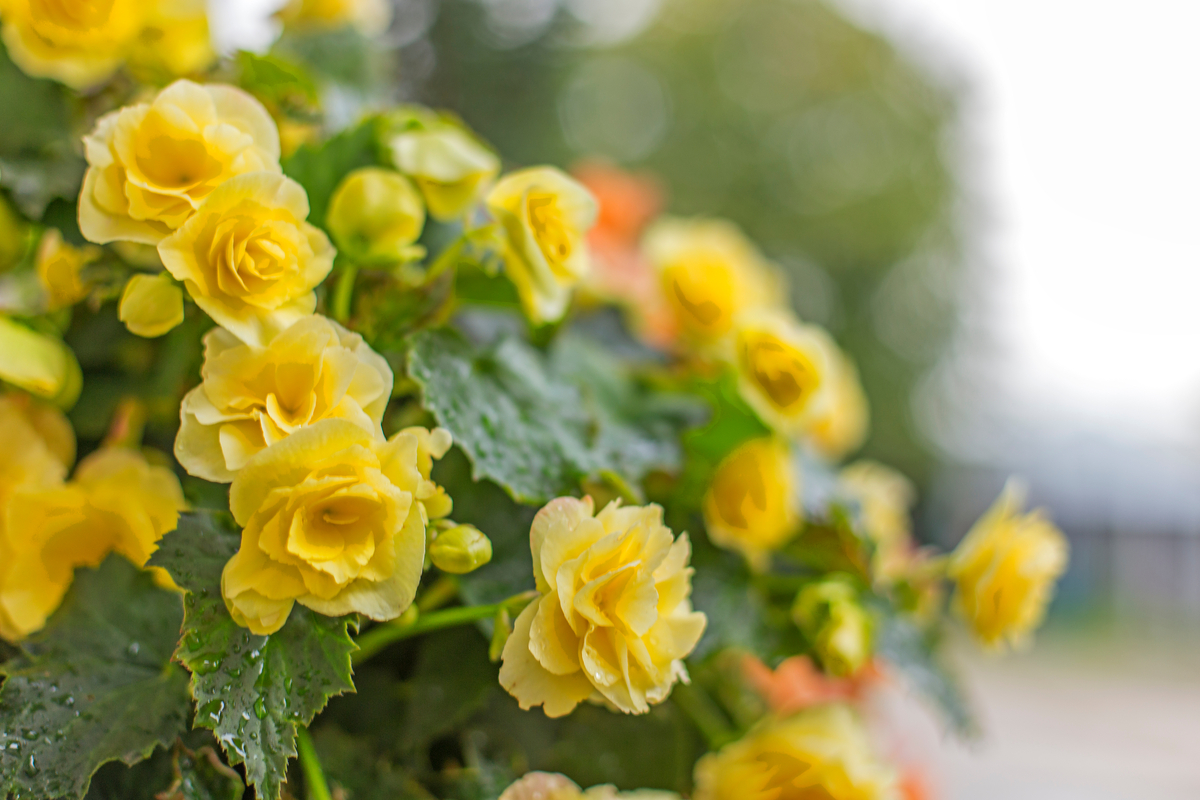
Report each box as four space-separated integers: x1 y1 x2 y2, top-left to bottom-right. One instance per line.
838 0 1200 446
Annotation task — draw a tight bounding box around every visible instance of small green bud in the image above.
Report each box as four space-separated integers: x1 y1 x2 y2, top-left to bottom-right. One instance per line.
326 167 426 264
793 576 873 677
429 524 493 574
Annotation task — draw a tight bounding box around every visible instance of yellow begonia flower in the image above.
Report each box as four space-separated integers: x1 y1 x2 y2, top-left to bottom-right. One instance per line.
486 166 598 325
128 0 217 79
119 273 185 338
158 172 335 346
693 705 899 800
278 0 393 36
733 310 837 437
645 217 783 343
0 447 185 641
0 315 82 408
808 353 870 461
35 229 101 311
838 461 914 582
793 578 873 678
79 80 281 246
948 481 1068 650
221 419 452 635
326 167 425 263
703 436 799 569
388 111 501 221
499 772 680 800
0 0 145 88
0 392 75 471
499 497 707 717
175 315 392 483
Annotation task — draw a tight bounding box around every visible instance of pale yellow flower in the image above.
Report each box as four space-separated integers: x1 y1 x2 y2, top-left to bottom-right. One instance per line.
0 315 82 408
388 109 500 221
278 0 393 36
119 272 185 338
645 217 782 344
0 0 145 88
0 447 185 640
79 80 281 246
693 705 899 800
222 419 452 635
175 315 392 483
732 310 837 437
127 0 217 79
158 172 335 346
703 436 800 569
326 167 425 263
35 229 101 311
948 481 1068 650
486 167 598 325
499 497 706 717
838 461 915 582
499 772 679 800
808 353 869 461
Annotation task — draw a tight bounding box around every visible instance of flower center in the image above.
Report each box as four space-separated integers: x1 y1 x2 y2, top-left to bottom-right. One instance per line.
742 335 820 411
664 259 735 332
136 128 223 193
32 0 114 30
755 751 832 800
527 191 572 269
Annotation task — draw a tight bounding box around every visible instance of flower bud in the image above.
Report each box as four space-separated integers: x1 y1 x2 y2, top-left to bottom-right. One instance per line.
429 524 493 574
793 577 872 677
0 316 82 409
119 273 185 338
326 167 426 264
386 108 500 221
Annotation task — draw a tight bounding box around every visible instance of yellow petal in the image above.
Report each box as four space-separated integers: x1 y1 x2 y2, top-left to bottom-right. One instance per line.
119 273 185 338
0 316 82 408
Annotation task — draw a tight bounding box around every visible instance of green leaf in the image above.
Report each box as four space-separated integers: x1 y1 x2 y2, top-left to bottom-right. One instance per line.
401 628 496 751
408 328 688 505
157 744 245 800
0 557 191 800
236 51 319 111
281 119 382 233
149 513 358 800
309 727 433 800
873 613 978 740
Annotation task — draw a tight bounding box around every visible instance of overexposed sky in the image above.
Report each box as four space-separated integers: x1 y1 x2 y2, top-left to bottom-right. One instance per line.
839 0 1200 446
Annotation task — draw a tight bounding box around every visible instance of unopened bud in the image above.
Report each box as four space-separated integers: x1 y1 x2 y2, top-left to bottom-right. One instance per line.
429 524 493 574
793 576 872 677
326 167 426 264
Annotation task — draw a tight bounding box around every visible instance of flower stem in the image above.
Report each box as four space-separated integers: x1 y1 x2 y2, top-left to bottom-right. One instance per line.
670 682 737 751
296 726 333 800
331 263 358 323
352 591 538 665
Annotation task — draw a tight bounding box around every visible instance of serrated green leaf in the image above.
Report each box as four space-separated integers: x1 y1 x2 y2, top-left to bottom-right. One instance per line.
281 119 382 231
873 614 978 740
149 513 357 800
408 328 687 505
0 557 191 800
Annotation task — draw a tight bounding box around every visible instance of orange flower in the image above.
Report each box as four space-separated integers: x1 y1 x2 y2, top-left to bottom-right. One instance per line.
742 655 854 716
899 771 933 800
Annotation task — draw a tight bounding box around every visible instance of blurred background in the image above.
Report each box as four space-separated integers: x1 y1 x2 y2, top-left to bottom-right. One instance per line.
217 0 1200 795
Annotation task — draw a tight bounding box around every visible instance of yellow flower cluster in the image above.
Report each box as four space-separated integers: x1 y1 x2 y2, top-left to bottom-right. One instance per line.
0 393 185 641
499 496 707 717
0 0 214 89
949 482 1068 650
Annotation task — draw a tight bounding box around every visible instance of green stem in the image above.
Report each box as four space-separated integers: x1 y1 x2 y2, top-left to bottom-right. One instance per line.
295 726 333 800
331 263 358 323
417 575 459 612
352 591 538 665
671 682 737 751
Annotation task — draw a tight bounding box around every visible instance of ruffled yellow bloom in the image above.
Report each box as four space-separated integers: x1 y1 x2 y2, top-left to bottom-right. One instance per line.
278 0 392 36
175 315 392 483
949 481 1068 650
486 167 598 325
499 772 679 800
0 447 185 640
703 437 799 569
693 705 898 800
221 419 452 635
388 109 500 221
325 167 425 263
119 272 185 338
0 0 145 88
838 461 914 582
645 218 782 343
793 578 873 677
499 497 706 717
158 172 335 346
127 0 217 80
79 80 281 246
35 229 100 311
808 353 869 461
733 311 837 437
0 315 82 408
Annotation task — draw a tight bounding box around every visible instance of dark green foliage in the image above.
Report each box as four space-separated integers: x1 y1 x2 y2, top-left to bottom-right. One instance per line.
282 120 384 233
150 513 358 800
874 613 977 739
0 558 191 800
